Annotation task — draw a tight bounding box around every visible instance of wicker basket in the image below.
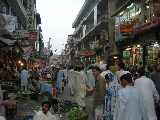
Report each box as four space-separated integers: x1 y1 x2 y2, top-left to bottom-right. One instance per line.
73 114 88 120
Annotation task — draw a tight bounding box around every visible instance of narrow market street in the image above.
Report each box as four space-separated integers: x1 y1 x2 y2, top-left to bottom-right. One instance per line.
7 82 94 120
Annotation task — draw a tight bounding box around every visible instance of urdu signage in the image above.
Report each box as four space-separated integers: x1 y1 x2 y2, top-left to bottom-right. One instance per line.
28 31 39 41
27 0 35 30
120 24 133 33
133 18 160 34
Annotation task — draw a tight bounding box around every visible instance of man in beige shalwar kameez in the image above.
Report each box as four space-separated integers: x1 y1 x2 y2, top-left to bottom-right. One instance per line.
72 66 88 109
92 67 106 117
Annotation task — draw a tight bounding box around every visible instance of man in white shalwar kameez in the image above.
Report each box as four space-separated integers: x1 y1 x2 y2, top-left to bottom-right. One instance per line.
72 66 88 108
113 71 149 120
86 66 95 87
21 67 29 91
33 101 60 120
67 66 75 95
135 68 160 120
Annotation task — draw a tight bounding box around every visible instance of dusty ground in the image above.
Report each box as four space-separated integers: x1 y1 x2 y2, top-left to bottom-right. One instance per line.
7 83 94 120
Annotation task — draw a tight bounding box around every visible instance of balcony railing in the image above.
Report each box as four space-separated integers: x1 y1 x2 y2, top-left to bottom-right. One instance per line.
97 15 108 23
85 23 94 35
6 0 27 26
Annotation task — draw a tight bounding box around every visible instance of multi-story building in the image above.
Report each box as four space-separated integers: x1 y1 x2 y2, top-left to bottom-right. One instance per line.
72 0 116 67
0 0 43 69
65 35 76 66
68 0 160 70
113 0 160 70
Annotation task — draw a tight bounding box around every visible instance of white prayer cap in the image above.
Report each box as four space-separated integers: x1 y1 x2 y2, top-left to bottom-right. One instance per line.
119 71 131 78
99 64 107 70
92 63 100 67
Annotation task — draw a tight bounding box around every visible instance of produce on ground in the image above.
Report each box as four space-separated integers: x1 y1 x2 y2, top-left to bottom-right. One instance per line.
34 105 41 111
59 100 78 114
67 108 86 120
22 91 34 94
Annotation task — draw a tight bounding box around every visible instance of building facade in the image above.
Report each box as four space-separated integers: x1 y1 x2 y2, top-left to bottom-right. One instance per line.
114 0 160 70
0 0 44 70
71 0 116 67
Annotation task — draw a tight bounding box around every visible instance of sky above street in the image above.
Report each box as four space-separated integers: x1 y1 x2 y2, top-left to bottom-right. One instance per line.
36 0 85 55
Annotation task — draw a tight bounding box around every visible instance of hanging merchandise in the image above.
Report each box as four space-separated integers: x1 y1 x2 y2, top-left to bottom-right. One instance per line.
123 50 130 58
131 47 136 53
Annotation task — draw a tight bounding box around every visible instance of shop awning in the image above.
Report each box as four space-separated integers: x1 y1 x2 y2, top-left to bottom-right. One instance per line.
0 37 16 47
21 46 33 61
0 37 23 53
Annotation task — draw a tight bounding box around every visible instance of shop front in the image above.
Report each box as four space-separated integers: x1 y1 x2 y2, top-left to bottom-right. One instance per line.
115 0 160 70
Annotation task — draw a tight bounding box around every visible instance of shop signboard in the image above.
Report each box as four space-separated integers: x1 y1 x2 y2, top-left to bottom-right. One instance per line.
89 50 96 55
27 0 35 30
134 18 160 34
123 50 130 58
12 30 29 39
120 24 133 36
28 31 39 41
94 40 99 48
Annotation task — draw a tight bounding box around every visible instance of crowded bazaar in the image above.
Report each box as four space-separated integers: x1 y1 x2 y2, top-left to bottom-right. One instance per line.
0 62 160 120
1 0 160 120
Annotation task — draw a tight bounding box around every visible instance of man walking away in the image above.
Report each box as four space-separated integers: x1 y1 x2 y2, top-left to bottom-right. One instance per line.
72 66 88 109
21 66 29 91
113 71 149 120
135 68 159 120
86 65 95 87
67 66 75 95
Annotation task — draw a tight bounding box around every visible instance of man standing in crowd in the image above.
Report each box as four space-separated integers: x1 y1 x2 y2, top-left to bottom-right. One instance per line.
56 68 64 94
0 62 16 119
135 68 159 120
92 67 106 116
33 101 60 120
150 64 160 95
63 67 68 83
86 65 95 87
35 76 46 93
72 66 88 109
67 66 75 95
51 67 57 86
21 66 29 91
114 71 149 120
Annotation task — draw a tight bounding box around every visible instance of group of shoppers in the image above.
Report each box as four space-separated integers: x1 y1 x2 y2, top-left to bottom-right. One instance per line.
67 63 160 120
103 63 160 120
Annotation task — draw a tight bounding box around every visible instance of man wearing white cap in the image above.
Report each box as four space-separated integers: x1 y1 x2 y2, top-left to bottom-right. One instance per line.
100 64 111 78
113 71 149 120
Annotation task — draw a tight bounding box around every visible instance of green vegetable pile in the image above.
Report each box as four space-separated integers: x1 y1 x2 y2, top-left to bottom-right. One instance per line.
59 100 78 113
34 105 41 111
22 91 33 94
67 108 86 120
